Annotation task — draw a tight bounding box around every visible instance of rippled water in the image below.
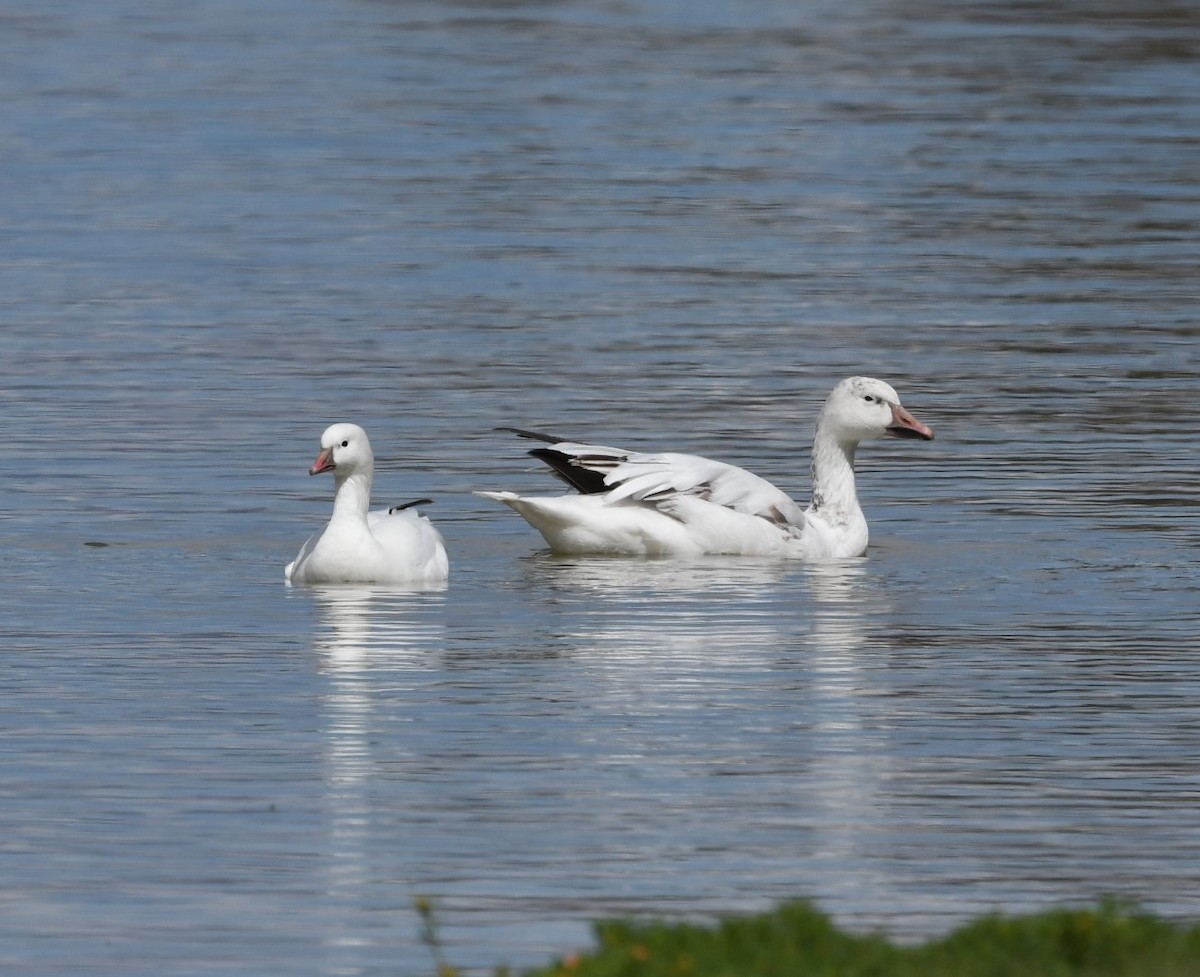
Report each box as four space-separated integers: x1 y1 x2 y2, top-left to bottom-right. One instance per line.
3 0 1199 973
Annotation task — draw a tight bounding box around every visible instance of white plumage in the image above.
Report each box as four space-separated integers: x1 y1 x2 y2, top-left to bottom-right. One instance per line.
477 376 933 559
286 423 449 585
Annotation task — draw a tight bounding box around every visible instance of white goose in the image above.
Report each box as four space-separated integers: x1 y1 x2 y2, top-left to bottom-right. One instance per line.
286 423 449 585
477 376 933 559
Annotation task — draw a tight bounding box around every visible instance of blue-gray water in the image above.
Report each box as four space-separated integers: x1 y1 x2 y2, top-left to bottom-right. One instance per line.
3 0 1199 973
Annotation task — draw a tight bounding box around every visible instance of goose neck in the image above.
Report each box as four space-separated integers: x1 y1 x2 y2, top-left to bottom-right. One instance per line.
809 431 860 521
330 469 373 523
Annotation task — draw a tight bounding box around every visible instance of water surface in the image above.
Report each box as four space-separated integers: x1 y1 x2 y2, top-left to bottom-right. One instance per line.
2 0 1199 973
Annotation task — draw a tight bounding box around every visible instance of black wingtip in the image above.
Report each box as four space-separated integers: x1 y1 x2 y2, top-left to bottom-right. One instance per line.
388 498 434 514
495 426 566 444
527 447 610 495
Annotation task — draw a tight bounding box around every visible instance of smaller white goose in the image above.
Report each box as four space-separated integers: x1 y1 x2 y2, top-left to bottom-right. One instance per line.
285 423 449 585
477 376 933 560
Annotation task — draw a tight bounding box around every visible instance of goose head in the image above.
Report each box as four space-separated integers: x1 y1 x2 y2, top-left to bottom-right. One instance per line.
820 377 935 444
309 423 375 478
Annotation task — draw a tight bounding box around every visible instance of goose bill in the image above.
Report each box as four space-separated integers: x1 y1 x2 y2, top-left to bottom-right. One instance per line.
886 404 935 441
309 448 336 475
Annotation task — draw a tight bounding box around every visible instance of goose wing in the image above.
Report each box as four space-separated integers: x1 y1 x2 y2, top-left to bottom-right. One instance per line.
518 433 804 528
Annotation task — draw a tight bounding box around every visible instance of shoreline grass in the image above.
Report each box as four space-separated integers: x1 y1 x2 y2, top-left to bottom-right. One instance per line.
423 899 1200 977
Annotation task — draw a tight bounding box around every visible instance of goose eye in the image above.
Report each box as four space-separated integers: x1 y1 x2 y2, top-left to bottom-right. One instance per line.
341 440 349 447
863 395 876 403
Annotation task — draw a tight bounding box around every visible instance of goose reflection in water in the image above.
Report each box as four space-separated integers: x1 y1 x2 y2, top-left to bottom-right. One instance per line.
540 555 898 904
311 586 446 793
515 555 795 671
520 553 883 658
312 584 447 673
526 552 795 599
307 586 447 959
800 560 899 908
804 559 874 655
502 552 902 913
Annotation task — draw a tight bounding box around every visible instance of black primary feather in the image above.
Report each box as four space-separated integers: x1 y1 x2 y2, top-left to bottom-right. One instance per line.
388 499 434 514
496 426 565 444
528 447 610 495
497 426 618 495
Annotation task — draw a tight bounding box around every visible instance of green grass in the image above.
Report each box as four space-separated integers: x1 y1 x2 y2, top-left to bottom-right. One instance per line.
496 900 1200 977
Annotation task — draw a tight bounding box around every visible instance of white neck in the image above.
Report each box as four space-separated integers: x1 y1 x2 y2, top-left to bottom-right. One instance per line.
330 469 373 524
808 429 862 527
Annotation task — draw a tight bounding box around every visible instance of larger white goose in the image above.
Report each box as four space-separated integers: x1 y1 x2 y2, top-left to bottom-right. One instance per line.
477 376 933 559
286 423 449 585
